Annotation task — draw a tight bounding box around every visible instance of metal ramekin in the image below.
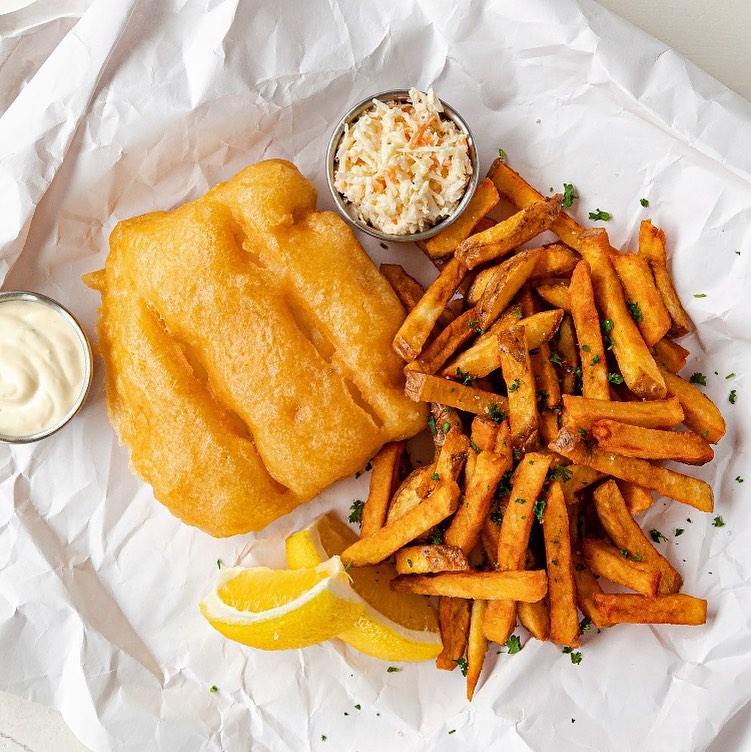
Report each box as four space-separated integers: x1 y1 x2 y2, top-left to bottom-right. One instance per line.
0 290 93 444
326 89 480 243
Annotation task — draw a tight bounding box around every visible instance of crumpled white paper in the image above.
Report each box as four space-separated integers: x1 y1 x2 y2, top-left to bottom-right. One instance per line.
1 1 750 750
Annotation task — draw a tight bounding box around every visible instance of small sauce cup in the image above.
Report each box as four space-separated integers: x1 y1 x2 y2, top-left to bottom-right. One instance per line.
0 290 93 444
326 89 480 243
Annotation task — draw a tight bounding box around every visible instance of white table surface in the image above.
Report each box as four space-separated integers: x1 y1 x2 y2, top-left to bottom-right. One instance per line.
0 1 749 750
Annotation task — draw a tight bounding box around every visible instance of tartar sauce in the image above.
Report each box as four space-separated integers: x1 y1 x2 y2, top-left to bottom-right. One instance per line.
0 299 87 438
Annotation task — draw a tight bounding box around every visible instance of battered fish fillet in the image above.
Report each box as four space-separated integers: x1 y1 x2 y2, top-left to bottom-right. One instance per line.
84 160 426 536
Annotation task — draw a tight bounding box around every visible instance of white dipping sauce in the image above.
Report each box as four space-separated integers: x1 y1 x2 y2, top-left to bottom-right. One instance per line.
0 299 86 438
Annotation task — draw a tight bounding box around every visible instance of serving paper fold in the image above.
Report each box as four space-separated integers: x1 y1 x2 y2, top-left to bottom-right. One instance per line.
0 1 750 750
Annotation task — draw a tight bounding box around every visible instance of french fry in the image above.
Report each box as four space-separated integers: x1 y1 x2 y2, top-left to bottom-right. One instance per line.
591 420 714 465
592 480 682 594
445 422 513 554
652 338 690 373
533 280 571 312
638 220 691 337
468 415 501 452
361 442 405 538
466 599 489 701
407 308 481 374
498 327 539 451
486 159 586 250
480 516 501 567
404 371 508 419
582 537 661 596
562 394 684 431
551 427 713 513
456 196 562 269
468 245 577 303
419 178 500 259
430 403 463 453
342 482 461 566
391 569 548 602
395 544 470 574
555 314 579 394
542 480 580 647
393 257 469 361
560 464 604 503
436 597 471 671
578 229 666 399
387 466 436 524
445 309 563 379
475 250 541 329
568 260 610 400
484 453 552 642
572 552 613 628
518 598 550 641
609 251 671 347
617 481 654 515
380 264 456 328
435 428 471 482
593 593 707 625
659 366 727 444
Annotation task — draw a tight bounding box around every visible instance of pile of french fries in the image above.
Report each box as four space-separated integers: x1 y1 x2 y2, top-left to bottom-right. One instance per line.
341 159 726 700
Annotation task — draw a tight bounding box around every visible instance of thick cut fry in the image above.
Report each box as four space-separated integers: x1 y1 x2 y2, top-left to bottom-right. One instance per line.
638 220 691 337
551 427 713 512
542 480 580 647
468 415 502 452
582 537 661 596
404 371 508 419
480 516 501 566
518 598 550 641
617 481 654 515
468 245 577 303
456 195 562 269
342 482 461 566
652 338 690 373
592 480 682 594
380 264 455 328
408 308 480 374
556 314 578 395
591 420 714 465
484 453 552 642
610 251 671 347
419 178 500 259
387 466 435 524
568 261 610 400
466 599 488 700
434 428 471 482
445 423 513 554
560 464 604 503
393 257 469 361
562 394 684 431
486 159 586 250
391 569 548 602
593 593 706 625
445 309 563 379
498 327 539 451
572 553 612 628
534 281 571 312
360 442 405 538
436 597 471 671
578 229 666 399
659 367 726 444
430 403 463 453
395 545 470 574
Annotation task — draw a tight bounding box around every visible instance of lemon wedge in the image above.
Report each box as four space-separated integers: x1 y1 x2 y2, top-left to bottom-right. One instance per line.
199 557 363 650
285 514 442 662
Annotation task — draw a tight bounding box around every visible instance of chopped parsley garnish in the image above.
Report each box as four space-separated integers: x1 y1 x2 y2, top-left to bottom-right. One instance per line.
619 549 629 558
578 427 587 439
504 634 522 654
348 500 364 525
490 508 504 526
448 730 456 735
607 372 624 385
562 183 579 209
601 319 614 334
470 440 481 453
650 528 667 543
582 344 591 352
508 378 521 393
430 528 444 544
640 198 649 207
455 367 477 386
712 516 725 528
428 416 437 436
729 389 737 404
514 497 526 505
736 476 744 483
693 293 707 298
512 306 522 320
443 422 451 434
626 300 643 322
579 617 592 633
549 352 564 366
589 209 611 221
454 657 468 676
498 148 507 160
321 736 327 742
591 354 600 365
354 704 361 710
563 647 583 664
431 472 440 481
488 403 505 422
689 372 707 386
548 465 573 483
675 528 684 537
216 559 222 569
210 685 218 693
726 373 736 379
387 666 401 673
533 498 546 522
536 389 549 402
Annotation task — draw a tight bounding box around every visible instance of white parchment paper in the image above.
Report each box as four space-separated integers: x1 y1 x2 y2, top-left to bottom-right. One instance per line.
1 1 750 750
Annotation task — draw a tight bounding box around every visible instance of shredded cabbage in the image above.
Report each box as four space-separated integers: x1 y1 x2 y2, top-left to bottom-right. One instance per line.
334 88 472 236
